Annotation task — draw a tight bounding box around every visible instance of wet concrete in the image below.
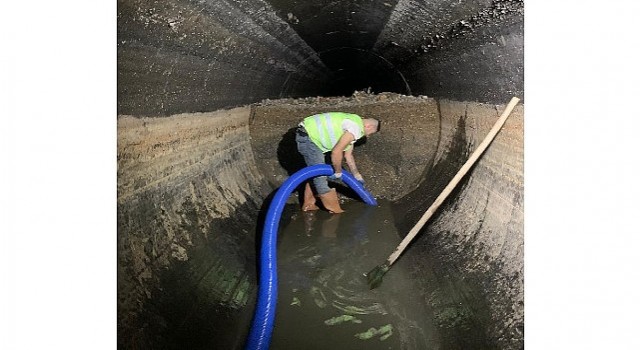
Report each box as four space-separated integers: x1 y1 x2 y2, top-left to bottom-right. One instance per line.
137 224 257 349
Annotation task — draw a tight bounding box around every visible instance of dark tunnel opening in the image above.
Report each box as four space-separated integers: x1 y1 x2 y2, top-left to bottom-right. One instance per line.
318 47 412 96
279 47 412 97
117 0 524 349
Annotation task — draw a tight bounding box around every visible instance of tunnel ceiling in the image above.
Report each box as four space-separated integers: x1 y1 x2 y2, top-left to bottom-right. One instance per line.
265 0 398 52
117 0 524 116
262 0 408 96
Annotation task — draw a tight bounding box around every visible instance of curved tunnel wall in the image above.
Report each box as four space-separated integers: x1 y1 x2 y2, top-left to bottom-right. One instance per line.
117 0 523 116
117 0 524 348
117 108 273 348
393 100 524 348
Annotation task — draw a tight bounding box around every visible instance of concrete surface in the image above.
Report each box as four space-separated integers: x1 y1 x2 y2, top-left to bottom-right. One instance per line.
117 0 524 348
118 0 523 115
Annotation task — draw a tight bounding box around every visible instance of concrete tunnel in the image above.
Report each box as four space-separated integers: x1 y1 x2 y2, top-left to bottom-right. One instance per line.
117 0 524 349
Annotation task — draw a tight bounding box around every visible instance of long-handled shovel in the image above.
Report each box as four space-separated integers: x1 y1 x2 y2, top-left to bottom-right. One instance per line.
366 97 521 289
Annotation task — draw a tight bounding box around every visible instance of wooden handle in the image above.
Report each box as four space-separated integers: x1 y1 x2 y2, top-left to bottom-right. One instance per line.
386 97 520 266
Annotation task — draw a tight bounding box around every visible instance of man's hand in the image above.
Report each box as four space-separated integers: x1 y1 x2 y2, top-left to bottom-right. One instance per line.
328 173 343 181
353 172 365 184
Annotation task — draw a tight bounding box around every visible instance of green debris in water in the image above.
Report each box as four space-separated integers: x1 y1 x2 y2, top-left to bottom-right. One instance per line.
354 324 393 341
229 275 250 308
378 324 393 334
379 332 392 341
355 327 376 340
324 314 362 326
290 296 301 307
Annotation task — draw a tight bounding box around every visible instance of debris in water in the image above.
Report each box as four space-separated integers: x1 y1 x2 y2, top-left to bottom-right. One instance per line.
324 314 362 325
354 324 394 341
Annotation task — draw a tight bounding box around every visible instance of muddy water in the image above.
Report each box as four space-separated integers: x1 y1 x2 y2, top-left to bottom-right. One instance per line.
271 199 440 350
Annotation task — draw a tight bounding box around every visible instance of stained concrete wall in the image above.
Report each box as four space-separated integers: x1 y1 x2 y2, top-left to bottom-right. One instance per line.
374 0 524 102
117 0 333 115
117 0 524 348
394 100 524 349
118 0 523 115
117 108 272 348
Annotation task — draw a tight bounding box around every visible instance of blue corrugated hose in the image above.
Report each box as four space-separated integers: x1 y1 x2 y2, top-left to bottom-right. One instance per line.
245 164 377 350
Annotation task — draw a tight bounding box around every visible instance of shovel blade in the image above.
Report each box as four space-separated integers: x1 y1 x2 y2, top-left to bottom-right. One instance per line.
365 263 390 289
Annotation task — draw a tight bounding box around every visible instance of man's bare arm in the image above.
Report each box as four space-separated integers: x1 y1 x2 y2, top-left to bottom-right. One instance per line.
330 132 355 174
344 148 359 175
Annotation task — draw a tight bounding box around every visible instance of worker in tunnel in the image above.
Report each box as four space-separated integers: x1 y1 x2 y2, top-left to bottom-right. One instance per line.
295 112 381 214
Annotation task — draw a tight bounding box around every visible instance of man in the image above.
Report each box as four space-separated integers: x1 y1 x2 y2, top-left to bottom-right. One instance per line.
295 112 381 213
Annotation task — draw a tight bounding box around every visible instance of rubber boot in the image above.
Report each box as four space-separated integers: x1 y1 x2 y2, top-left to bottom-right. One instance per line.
319 188 345 214
302 183 319 211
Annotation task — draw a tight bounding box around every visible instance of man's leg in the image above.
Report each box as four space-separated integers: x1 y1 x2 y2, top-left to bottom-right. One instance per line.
296 131 331 194
302 182 319 211
296 132 344 213
296 131 343 213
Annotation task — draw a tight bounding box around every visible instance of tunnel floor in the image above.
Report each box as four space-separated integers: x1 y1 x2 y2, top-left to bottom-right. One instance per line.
145 198 491 349
272 199 438 349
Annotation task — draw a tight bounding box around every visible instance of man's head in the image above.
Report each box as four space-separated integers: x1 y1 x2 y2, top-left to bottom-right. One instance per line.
363 118 381 137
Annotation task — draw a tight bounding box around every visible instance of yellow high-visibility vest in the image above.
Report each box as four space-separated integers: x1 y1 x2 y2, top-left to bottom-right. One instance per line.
302 112 364 152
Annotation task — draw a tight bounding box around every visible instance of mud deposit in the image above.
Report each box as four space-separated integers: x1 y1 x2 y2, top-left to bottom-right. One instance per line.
271 199 440 349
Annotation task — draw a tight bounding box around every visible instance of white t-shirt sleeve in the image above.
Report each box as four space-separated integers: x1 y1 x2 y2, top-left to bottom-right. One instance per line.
341 120 362 144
